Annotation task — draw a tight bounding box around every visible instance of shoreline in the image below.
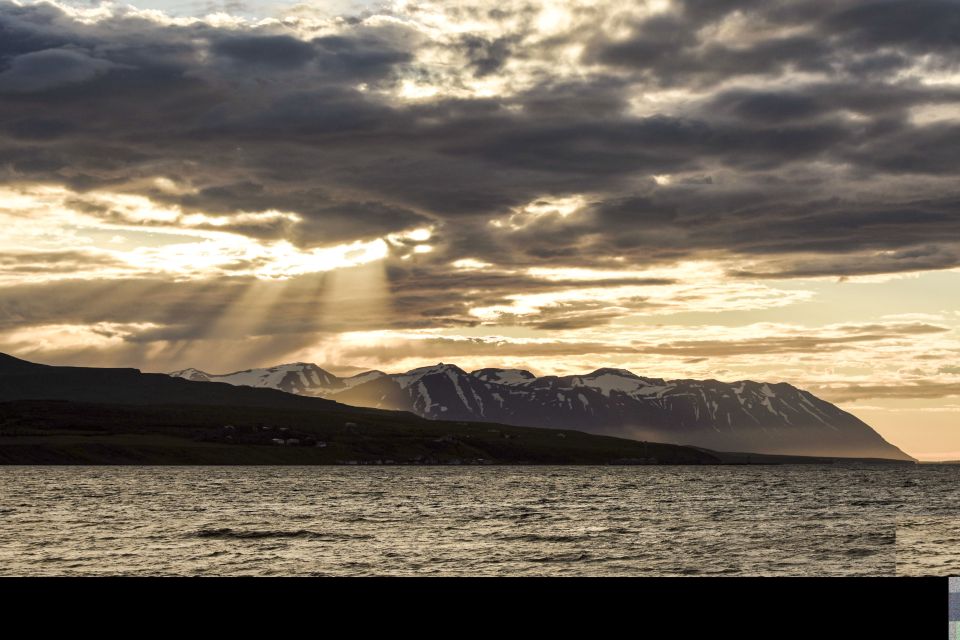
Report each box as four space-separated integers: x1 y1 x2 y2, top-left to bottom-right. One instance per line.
0 433 914 466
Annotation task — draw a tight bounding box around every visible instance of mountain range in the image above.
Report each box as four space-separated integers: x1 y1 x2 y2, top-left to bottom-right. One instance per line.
169 362 913 461
0 352 720 466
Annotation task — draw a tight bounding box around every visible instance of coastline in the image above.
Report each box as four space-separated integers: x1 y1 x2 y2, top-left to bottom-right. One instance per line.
0 432 914 466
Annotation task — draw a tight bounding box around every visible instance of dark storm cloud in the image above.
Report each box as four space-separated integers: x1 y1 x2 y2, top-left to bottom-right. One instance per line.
4 116 77 140
0 47 117 93
729 245 960 280
587 0 960 86
211 34 316 69
824 1 960 52
702 83 960 124
312 34 414 76
1 0 960 339
440 114 860 187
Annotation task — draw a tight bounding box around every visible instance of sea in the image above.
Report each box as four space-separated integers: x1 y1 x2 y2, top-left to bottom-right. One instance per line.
1 464 958 576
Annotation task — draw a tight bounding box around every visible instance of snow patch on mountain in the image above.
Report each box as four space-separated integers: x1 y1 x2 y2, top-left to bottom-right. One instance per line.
169 362 341 395
341 370 385 390
470 368 536 386
393 363 464 389
169 368 210 382
571 370 649 396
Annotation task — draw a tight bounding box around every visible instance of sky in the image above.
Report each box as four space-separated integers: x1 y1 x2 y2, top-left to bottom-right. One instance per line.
0 0 958 459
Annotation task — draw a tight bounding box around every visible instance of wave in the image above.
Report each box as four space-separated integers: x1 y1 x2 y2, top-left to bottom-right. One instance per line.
192 528 373 541
494 532 586 543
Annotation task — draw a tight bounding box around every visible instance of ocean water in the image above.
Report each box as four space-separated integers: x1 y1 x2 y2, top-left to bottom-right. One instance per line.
1 464 958 576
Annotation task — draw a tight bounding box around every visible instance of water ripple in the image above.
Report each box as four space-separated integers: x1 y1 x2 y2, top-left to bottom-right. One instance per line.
0 464 957 576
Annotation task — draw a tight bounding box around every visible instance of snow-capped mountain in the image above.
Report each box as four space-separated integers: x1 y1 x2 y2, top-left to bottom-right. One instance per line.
169 362 912 460
169 362 345 397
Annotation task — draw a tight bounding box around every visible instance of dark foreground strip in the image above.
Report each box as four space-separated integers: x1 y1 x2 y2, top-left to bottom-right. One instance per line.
0 576 947 637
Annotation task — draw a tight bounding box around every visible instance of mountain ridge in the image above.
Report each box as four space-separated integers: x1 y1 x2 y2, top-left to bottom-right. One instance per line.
169 360 914 461
0 352 915 462
0 353 724 466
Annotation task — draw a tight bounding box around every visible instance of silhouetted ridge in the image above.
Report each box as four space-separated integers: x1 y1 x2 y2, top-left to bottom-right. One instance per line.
0 352 352 412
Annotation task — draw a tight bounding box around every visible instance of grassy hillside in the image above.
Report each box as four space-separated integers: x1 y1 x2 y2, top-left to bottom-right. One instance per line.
0 400 720 465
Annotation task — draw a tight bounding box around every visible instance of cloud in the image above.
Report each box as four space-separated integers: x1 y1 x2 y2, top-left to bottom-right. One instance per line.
586 1 960 87
211 34 317 69
0 47 117 93
0 0 958 402
814 381 960 403
0 0 955 273
634 323 952 357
